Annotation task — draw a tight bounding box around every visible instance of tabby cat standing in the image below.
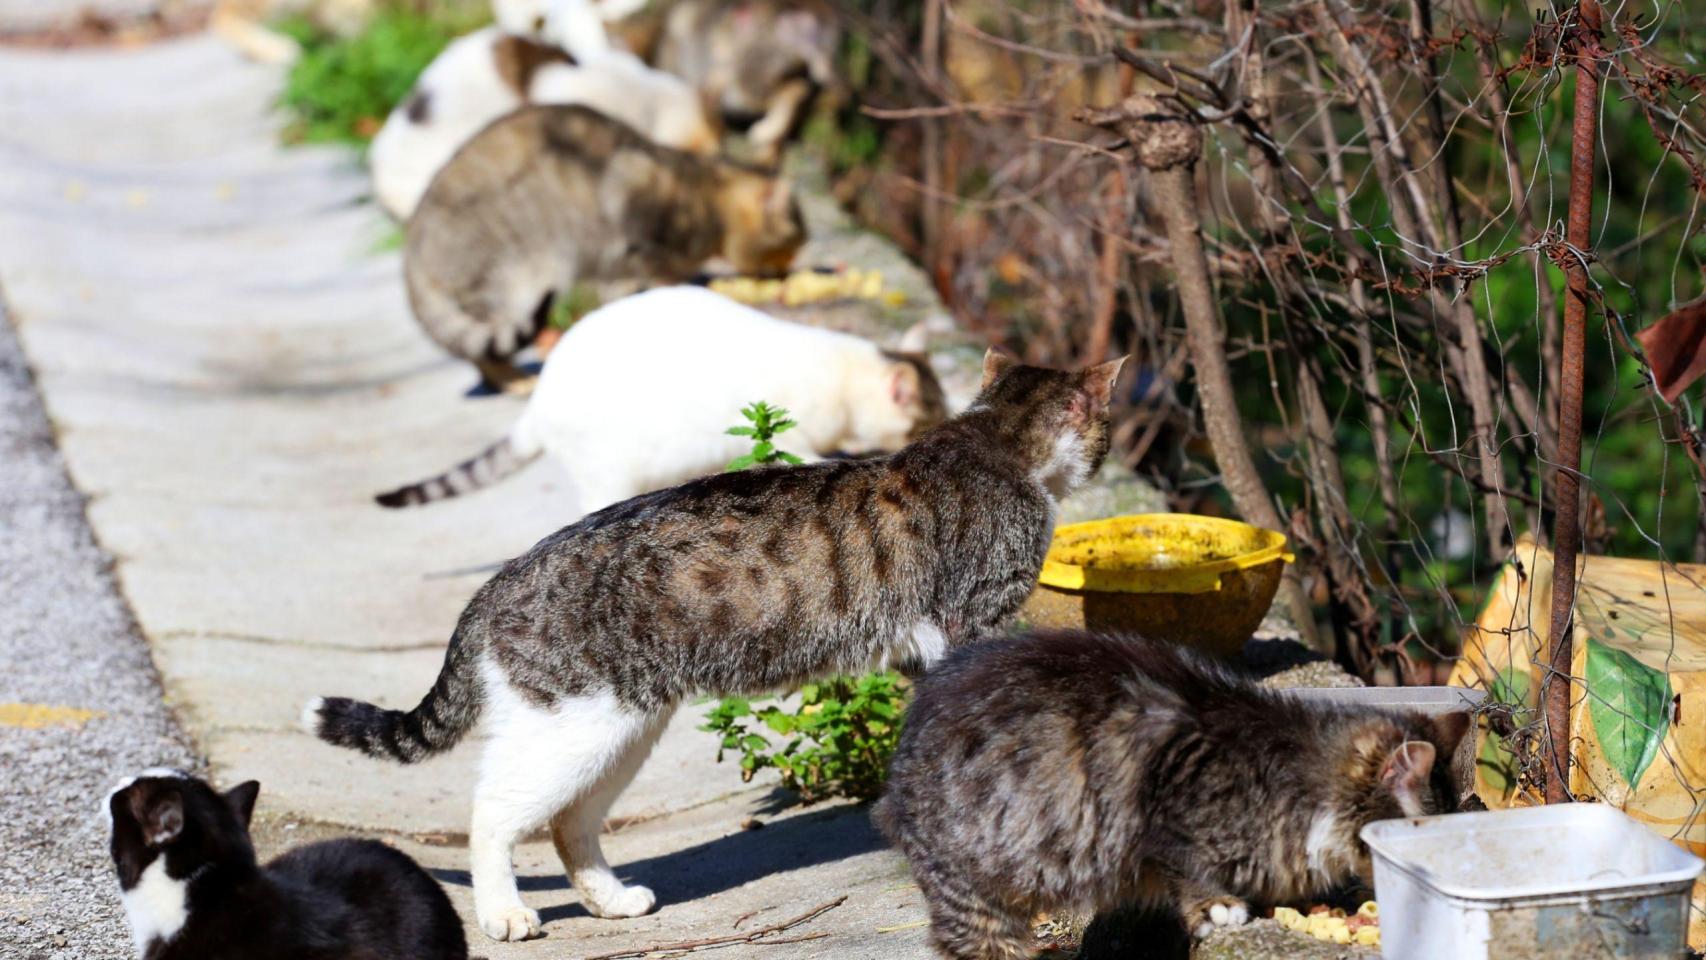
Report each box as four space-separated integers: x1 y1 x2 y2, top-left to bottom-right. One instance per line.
307 351 1125 941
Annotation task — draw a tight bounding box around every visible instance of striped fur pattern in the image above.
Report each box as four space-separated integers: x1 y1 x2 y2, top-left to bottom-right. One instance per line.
375 434 542 508
306 354 1123 941
404 105 803 392
874 631 1471 959
307 616 484 762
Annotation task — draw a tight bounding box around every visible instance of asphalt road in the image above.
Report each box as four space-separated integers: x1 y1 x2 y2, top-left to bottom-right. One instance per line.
0 299 198 960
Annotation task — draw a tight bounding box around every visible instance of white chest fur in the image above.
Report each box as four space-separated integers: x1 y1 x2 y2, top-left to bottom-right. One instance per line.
121 858 188 955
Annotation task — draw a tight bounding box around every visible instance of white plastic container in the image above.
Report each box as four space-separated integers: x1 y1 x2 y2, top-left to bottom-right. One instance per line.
1362 804 1703 959
1289 685 1488 715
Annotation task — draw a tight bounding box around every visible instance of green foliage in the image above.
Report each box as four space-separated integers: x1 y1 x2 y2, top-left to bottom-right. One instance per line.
725 401 805 471
699 673 907 803
278 5 487 146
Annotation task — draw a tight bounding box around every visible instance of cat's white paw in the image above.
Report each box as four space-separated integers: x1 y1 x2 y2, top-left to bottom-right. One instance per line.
1187 897 1249 939
479 905 543 942
585 883 656 919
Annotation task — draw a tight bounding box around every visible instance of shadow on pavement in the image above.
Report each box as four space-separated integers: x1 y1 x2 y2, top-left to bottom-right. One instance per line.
431 803 888 924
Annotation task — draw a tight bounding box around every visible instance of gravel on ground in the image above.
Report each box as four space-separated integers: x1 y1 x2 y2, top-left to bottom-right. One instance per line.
0 297 199 960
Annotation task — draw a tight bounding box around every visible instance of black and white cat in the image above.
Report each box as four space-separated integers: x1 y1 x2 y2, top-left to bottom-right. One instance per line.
106 769 467 960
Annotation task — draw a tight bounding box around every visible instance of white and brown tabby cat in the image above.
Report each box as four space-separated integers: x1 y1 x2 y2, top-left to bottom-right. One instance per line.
369 27 719 220
307 351 1126 942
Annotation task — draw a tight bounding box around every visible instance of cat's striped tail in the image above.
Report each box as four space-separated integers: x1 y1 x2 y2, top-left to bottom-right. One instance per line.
303 627 482 764
375 422 541 508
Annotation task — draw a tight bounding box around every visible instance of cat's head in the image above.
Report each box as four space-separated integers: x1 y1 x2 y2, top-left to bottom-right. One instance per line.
1318 711 1472 882
719 172 806 277
974 349 1128 500
106 769 261 953
845 326 949 452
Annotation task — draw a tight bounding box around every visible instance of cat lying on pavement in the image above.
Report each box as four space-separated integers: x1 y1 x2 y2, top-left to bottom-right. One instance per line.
107 769 467 960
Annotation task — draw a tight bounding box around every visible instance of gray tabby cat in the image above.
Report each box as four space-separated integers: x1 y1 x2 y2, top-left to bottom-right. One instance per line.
876 630 1471 959
305 349 1126 942
406 104 805 392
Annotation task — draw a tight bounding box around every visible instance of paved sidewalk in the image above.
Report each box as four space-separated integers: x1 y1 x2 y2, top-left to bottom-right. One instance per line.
0 35 936 958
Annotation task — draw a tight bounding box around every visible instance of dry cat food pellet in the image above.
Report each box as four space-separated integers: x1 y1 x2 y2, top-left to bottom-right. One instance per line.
710 268 904 307
1273 901 1379 947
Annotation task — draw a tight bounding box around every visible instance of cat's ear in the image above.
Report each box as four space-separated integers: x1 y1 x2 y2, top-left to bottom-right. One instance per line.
1428 712 1472 757
981 347 1017 388
890 362 921 408
1379 740 1437 815
224 780 261 829
131 787 184 848
896 321 928 355
1080 355 1129 409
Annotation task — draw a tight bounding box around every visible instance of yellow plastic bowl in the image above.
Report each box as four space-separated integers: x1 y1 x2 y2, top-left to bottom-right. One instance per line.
1022 514 1293 657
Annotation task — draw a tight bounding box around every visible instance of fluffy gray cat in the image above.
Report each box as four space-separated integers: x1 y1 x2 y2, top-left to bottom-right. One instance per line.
876 631 1470 960
305 350 1126 942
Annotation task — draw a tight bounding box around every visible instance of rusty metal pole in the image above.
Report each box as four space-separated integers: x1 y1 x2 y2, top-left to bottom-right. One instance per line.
1543 0 1603 805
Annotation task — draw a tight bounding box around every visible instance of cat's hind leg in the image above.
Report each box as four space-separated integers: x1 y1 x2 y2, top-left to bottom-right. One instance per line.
469 681 662 941
548 706 674 918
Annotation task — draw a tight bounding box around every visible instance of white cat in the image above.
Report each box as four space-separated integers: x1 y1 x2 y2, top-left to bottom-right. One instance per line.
368 26 718 220
376 286 948 514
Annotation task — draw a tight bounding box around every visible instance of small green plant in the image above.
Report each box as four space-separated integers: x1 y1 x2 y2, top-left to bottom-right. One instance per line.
700 673 906 803
725 401 805 471
707 400 906 802
278 5 488 146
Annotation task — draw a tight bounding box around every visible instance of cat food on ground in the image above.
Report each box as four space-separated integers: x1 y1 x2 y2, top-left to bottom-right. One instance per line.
710 268 905 307
1274 902 1380 947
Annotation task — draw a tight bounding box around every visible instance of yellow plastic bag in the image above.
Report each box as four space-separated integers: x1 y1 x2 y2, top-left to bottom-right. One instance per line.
1451 536 1706 945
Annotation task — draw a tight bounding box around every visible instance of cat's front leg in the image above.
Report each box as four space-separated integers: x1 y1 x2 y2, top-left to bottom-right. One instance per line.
1171 881 1250 940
